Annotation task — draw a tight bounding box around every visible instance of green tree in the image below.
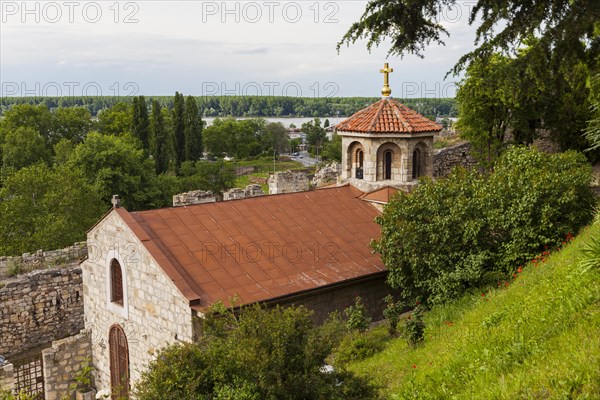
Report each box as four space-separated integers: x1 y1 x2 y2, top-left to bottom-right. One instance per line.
456 54 512 170
262 122 289 155
132 96 150 150
183 95 203 161
97 102 132 136
180 160 236 194
135 304 378 400
302 118 327 158
172 92 185 171
0 104 54 143
53 106 92 143
149 100 170 174
1 127 51 170
0 163 104 255
320 133 342 162
67 132 158 210
337 0 599 74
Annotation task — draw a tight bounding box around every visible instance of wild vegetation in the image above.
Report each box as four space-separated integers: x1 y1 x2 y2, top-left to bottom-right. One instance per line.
374 147 595 305
135 304 378 400
343 223 600 399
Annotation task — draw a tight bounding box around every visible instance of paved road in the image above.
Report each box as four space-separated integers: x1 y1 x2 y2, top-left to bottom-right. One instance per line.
291 151 319 167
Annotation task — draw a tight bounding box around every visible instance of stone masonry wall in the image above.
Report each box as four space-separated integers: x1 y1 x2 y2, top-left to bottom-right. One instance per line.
268 170 310 194
173 190 217 207
0 362 14 394
433 142 478 177
0 242 86 280
83 210 193 393
223 184 265 201
0 267 84 358
42 330 92 400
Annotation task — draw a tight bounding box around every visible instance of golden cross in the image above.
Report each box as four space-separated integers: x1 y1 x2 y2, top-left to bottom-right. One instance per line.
380 63 394 97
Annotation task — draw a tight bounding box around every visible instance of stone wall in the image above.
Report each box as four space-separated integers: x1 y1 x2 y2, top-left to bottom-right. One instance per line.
0 362 14 394
433 142 478 177
0 267 84 358
83 210 193 393
312 163 341 187
268 170 310 194
42 331 92 400
223 184 265 201
173 190 216 207
0 242 86 280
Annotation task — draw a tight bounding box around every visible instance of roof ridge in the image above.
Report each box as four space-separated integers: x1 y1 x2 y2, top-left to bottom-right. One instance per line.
390 99 412 133
369 99 387 132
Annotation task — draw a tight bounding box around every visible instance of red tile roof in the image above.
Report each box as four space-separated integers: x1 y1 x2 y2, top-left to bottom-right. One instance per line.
116 186 385 309
336 97 443 134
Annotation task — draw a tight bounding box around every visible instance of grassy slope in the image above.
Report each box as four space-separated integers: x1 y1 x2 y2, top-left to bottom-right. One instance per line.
348 226 600 399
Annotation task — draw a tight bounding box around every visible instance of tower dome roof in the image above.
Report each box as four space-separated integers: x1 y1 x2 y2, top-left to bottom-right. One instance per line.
336 97 443 134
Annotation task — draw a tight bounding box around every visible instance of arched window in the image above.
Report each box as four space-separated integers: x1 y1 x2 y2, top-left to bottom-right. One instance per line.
356 149 364 179
412 149 422 179
110 259 124 306
384 150 393 180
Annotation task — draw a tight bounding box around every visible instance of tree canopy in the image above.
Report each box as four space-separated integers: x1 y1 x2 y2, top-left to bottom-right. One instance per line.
338 0 600 73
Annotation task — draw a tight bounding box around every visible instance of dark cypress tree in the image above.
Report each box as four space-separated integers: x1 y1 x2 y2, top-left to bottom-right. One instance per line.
172 92 185 172
132 96 150 150
150 100 169 174
184 96 203 161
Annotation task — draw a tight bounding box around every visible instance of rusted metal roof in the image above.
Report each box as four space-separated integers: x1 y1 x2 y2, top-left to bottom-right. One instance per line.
360 186 400 204
336 97 443 134
117 186 385 309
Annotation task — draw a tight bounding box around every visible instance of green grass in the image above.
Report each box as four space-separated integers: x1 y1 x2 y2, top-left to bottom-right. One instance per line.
232 157 308 193
233 156 306 171
346 225 600 399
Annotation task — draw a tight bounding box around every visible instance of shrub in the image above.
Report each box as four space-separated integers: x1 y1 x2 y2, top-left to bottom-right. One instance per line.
373 147 595 304
345 297 372 333
403 305 426 346
382 295 404 336
135 304 378 400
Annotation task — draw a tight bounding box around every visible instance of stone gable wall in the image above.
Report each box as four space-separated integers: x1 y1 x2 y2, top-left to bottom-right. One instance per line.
42 330 92 400
0 267 84 358
82 210 193 393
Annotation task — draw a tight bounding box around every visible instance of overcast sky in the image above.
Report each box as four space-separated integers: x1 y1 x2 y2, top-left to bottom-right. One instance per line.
0 1 479 98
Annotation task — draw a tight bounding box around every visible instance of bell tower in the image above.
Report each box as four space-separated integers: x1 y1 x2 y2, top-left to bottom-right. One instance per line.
336 64 442 192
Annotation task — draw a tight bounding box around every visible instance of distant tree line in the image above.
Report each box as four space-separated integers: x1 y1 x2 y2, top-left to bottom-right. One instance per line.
0 96 457 119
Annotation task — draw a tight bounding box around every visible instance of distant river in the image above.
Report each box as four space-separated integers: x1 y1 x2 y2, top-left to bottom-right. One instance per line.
203 116 342 128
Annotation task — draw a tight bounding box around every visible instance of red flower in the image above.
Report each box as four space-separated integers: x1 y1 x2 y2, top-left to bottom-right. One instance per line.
517 267 523 273
512 273 517 278
412 364 417 369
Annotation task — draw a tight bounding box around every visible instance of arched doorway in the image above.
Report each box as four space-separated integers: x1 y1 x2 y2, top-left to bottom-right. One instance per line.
109 325 129 399
384 150 393 180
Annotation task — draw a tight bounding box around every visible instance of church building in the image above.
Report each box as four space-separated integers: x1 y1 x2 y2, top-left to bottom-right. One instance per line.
80 65 441 397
